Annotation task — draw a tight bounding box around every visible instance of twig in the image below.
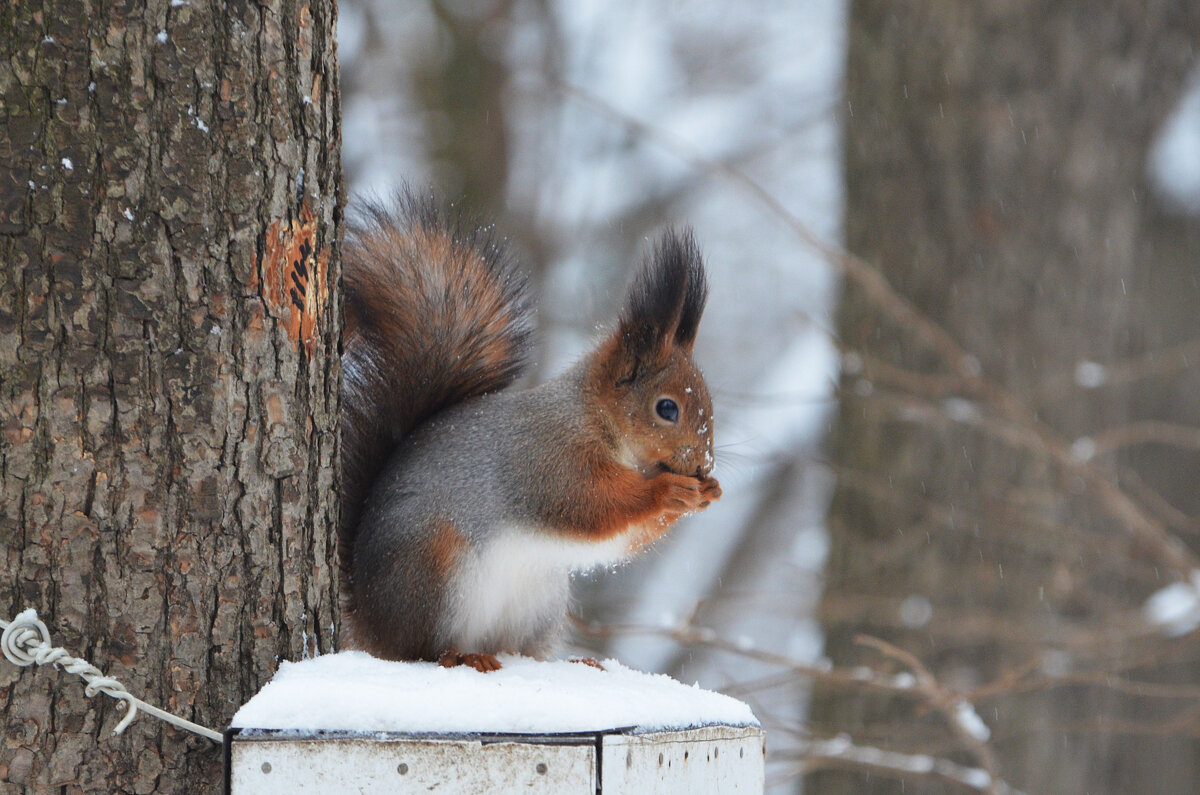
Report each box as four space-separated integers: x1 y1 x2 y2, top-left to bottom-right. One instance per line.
786 734 1024 794
1087 420 1200 456
856 634 1002 793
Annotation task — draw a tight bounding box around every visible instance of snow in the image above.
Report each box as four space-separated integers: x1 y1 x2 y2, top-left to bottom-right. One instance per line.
1070 436 1096 462
1074 361 1108 388
953 701 991 742
1144 570 1200 637
185 105 209 133
231 651 758 734
1149 64 1200 214
898 594 933 628
943 397 981 423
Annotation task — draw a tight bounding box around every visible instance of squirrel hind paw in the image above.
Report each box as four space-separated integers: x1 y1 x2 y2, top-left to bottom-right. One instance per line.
439 649 503 673
569 657 606 671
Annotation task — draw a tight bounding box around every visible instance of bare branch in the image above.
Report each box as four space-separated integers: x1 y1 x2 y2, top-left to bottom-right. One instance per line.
856 635 1002 789
1035 338 1200 399
783 734 1024 794
1087 420 1200 456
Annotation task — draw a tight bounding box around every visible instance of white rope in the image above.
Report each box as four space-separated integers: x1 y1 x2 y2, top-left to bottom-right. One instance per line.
0 608 223 743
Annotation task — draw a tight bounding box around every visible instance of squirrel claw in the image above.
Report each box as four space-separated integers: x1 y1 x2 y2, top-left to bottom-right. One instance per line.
699 476 722 502
439 649 502 672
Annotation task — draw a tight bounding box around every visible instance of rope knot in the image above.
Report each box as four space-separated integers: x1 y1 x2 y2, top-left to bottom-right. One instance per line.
0 609 50 668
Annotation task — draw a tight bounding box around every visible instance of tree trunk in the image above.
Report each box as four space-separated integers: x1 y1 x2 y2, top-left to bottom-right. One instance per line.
809 2 1200 793
0 1 340 791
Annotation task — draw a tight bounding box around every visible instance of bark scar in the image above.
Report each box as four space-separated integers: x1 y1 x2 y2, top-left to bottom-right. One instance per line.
260 201 329 354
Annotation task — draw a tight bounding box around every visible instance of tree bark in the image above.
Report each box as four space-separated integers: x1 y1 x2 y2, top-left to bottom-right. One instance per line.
0 1 340 791
809 2 1200 793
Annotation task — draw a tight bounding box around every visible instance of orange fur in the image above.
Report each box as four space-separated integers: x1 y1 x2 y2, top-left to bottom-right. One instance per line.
345 225 525 383
559 454 720 545
426 521 467 580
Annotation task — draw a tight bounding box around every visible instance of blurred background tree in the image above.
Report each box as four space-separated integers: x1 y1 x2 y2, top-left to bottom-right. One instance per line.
809 2 1200 792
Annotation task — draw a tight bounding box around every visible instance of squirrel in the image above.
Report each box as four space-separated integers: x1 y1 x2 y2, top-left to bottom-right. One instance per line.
339 193 721 672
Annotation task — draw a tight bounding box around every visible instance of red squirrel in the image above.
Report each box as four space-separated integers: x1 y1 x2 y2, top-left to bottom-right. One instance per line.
339 194 721 672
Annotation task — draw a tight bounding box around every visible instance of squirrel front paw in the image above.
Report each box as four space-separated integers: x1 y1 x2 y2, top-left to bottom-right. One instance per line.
659 472 722 515
698 475 722 508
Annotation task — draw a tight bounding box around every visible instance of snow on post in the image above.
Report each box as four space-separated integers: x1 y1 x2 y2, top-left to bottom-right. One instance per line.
226 652 764 793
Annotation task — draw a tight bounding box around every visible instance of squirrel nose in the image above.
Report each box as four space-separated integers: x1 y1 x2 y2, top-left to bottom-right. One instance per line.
689 448 713 479
672 445 712 479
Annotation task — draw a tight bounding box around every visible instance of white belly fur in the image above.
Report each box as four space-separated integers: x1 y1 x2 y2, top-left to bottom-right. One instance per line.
442 525 633 655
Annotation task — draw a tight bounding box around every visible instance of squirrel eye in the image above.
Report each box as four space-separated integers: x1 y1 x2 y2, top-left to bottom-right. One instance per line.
655 398 680 423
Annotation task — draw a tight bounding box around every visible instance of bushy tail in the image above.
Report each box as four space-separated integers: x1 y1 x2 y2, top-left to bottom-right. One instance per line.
340 193 534 578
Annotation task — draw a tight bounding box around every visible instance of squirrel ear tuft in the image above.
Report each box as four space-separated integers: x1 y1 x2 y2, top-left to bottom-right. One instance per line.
669 229 708 352
616 228 708 373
